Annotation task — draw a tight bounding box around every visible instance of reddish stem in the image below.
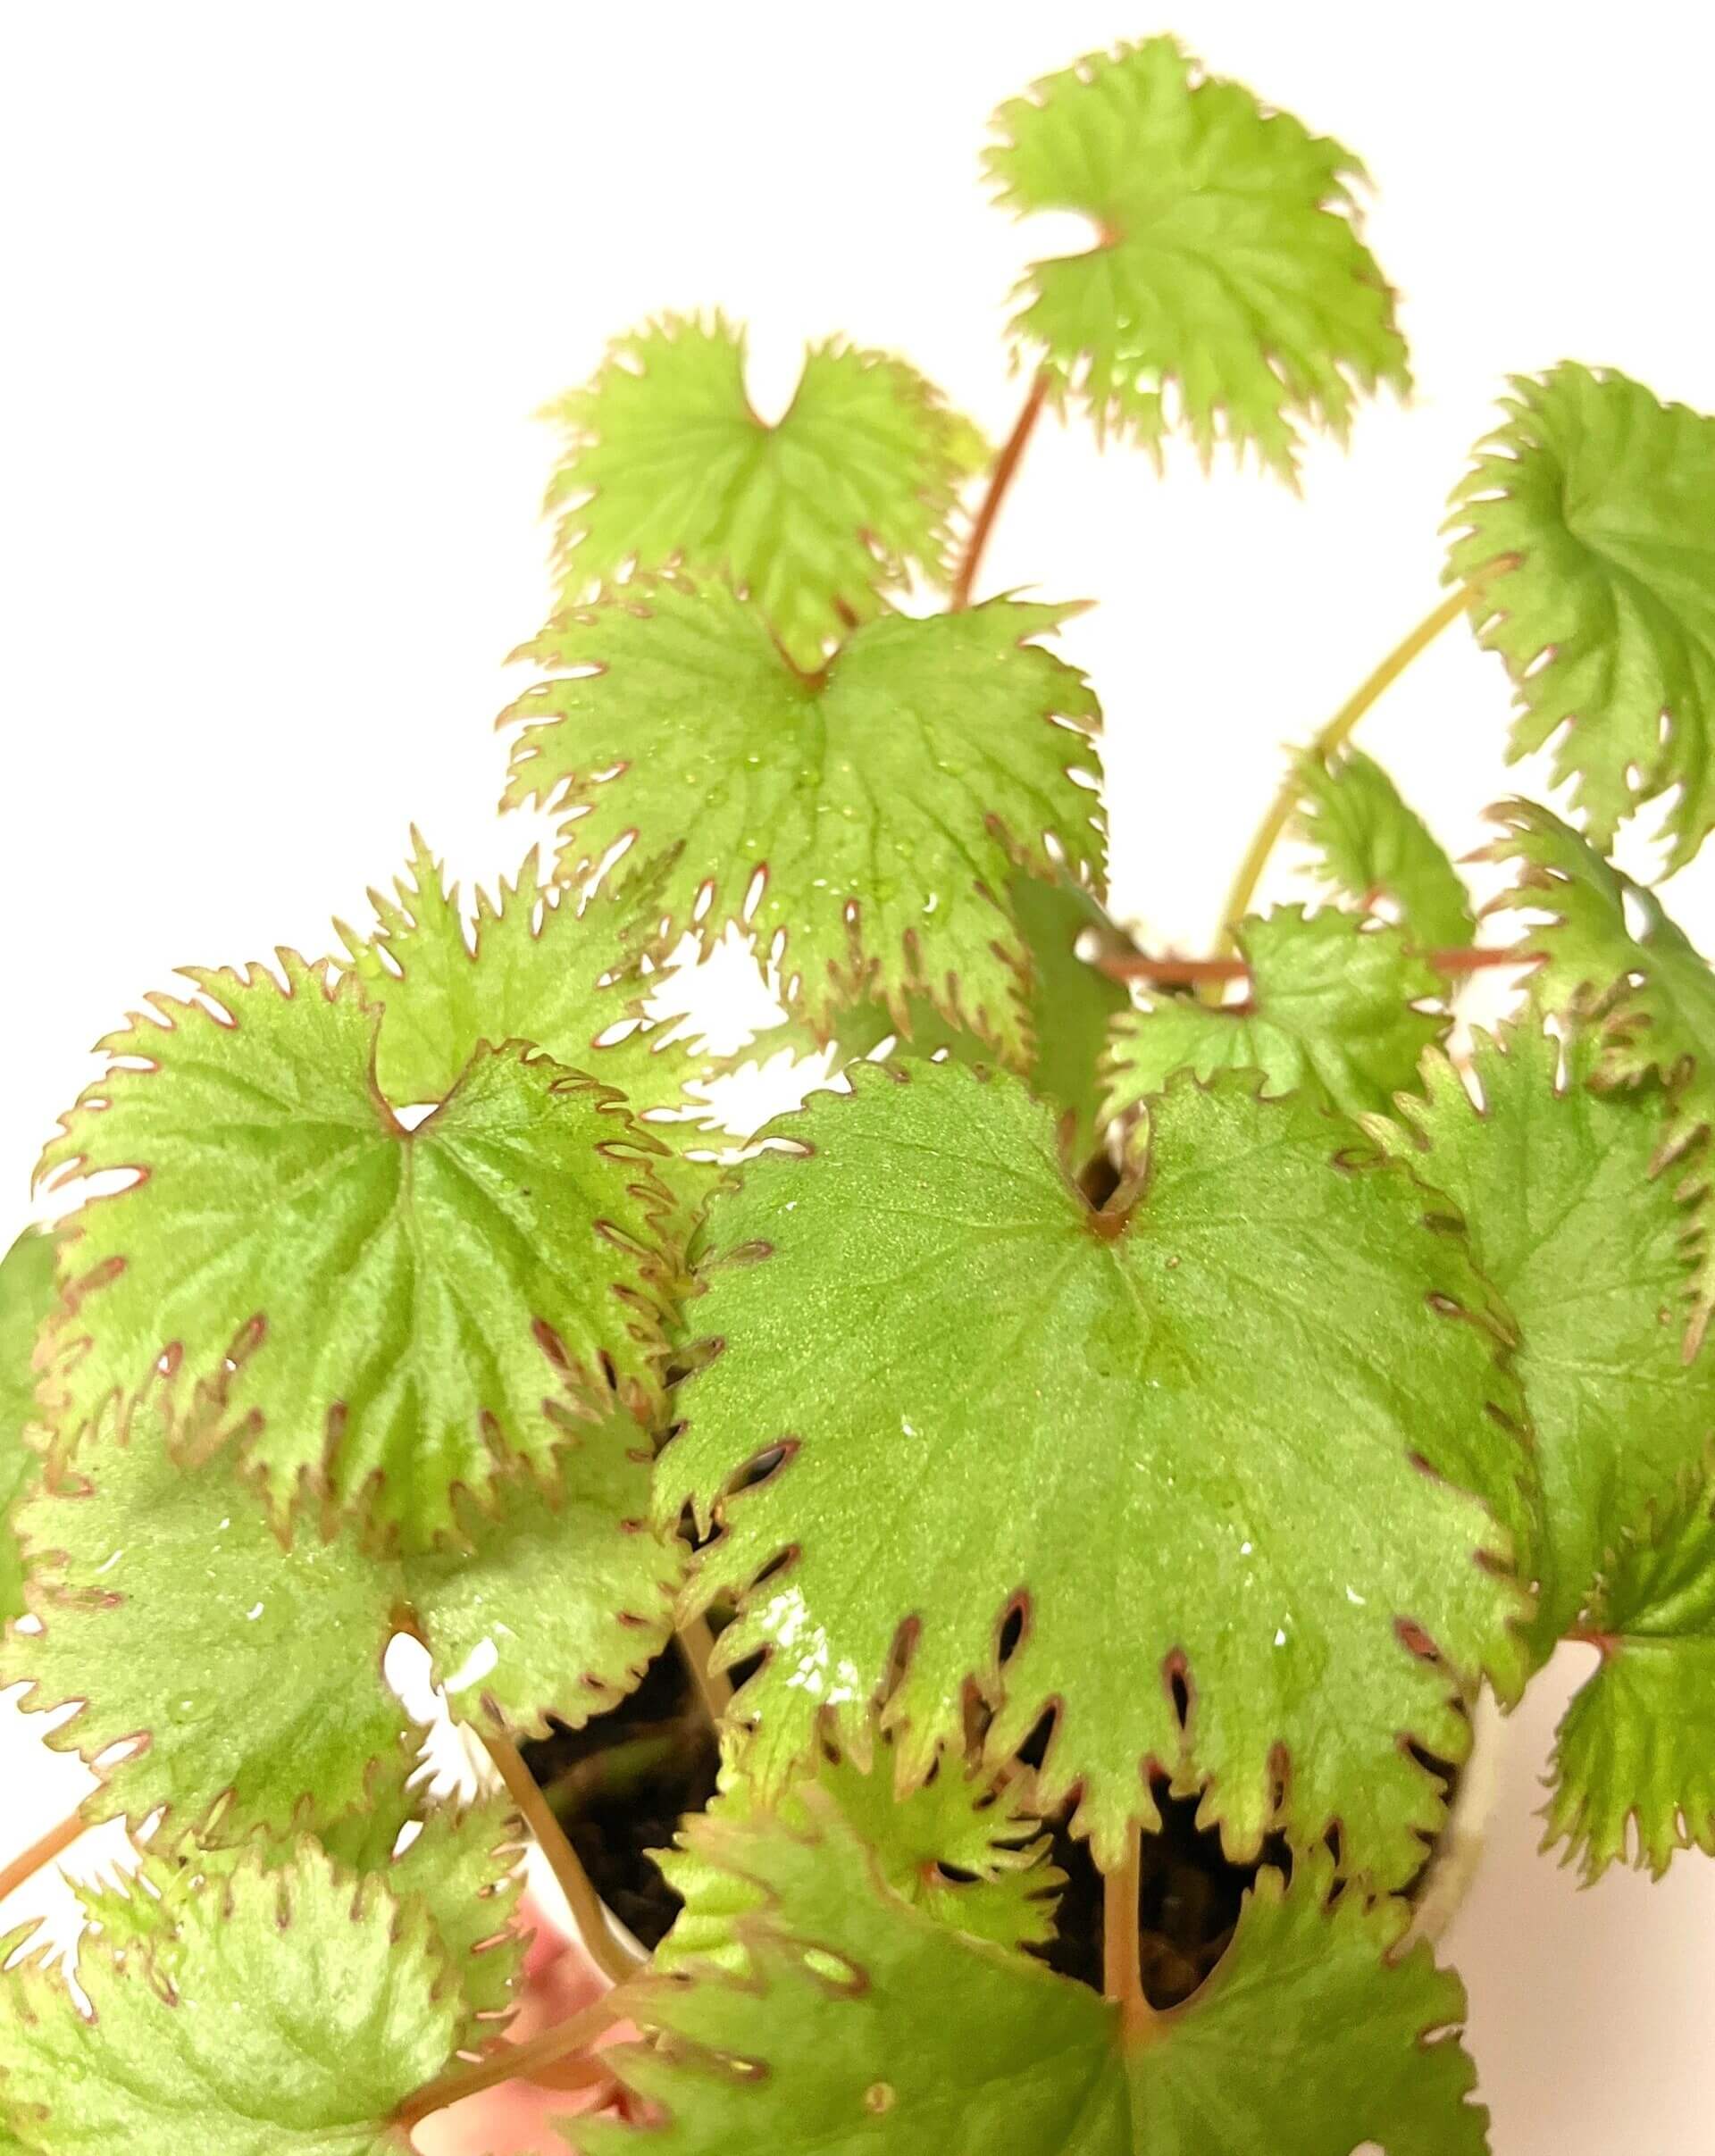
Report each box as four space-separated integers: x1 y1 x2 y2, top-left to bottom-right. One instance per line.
394 1993 623 2131
1096 944 1538 987
951 371 1050 611
0 1809 86 1907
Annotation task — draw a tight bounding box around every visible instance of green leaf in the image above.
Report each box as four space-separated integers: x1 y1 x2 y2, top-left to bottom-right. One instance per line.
1102 907 1444 1126
0 1404 679 1840
1487 799 1715 1339
0 1228 56 1625
0 1843 459 2155
1447 364 1715 868
36 954 676 1542
503 581 1105 1064
584 1793 1486 2156
540 313 985 670
659 1060 1533 1885
984 37 1409 476
78 1794 524 2048
338 833 707 1120
337 834 722 1210
751 872 1132 1163
1293 748 1476 950
1377 1024 1711 1650
1545 1458 1715 1878
381 1799 524 2036
655 1749 1060 1976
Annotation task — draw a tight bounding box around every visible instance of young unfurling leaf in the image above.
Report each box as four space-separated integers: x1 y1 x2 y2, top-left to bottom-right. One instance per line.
985 37 1409 475
1376 1024 1713 1652
0 1843 460 2155
0 1227 55 1625
540 314 985 668
1448 365 1715 869
659 1060 1534 1886
503 581 1104 1064
1102 906 1444 1126
35 956 676 1542
1294 747 1475 950
584 1795 1487 2156
654 1748 1060 1977
1545 1458 1715 1878
0 1403 679 1843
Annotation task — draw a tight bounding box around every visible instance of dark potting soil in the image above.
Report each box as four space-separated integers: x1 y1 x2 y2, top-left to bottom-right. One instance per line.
520 1648 1461 1993
519 1641 719 1951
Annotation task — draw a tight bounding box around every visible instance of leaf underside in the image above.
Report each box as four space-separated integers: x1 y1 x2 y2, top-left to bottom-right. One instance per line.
503 581 1106 1064
581 1792 1486 2156
34 955 676 1543
1448 364 1715 870
540 313 986 669
984 36 1409 475
662 1059 1533 1884
1102 905 1445 1127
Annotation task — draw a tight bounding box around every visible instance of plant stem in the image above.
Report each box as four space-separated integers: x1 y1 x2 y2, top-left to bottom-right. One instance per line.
951 370 1050 611
394 1992 623 2131
0 1809 86 1906
677 1614 732 1725
1103 1823 1156 2043
482 1734 642 1989
1097 943 1533 988
1214 585 1477 954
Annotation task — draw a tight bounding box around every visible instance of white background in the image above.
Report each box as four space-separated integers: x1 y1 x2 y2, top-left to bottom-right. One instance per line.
3 5 1714 2149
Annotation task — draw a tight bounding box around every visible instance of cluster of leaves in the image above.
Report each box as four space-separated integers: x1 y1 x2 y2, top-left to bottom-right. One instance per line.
4 30 1715 2156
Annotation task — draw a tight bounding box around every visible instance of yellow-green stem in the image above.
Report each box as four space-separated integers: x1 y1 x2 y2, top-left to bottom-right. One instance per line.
678 1614 732 1726
483 1733 642 1989
394 1991 623 2130
1103 1822 1156 2043
1214 584 1477 955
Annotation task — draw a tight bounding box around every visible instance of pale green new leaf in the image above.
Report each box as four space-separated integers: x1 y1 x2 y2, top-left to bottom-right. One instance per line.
36 955 676 1542
580 1795 1487 2156
0 1228 56 1625
503 581 1104 1063
339 833 708 1119
1545 1458 1715 1877
0 1406 679 1840
1294 748 1475 949
338 834 722 1205
985 37 1409 475
540 314 985 669
1102 907 1444 1126
1377 1024 1711 1652
654 1749 1060 1976
1447 364 1715 868
1487 799 1715 1338
0 1843 459 2155
660 1061 1534 1884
